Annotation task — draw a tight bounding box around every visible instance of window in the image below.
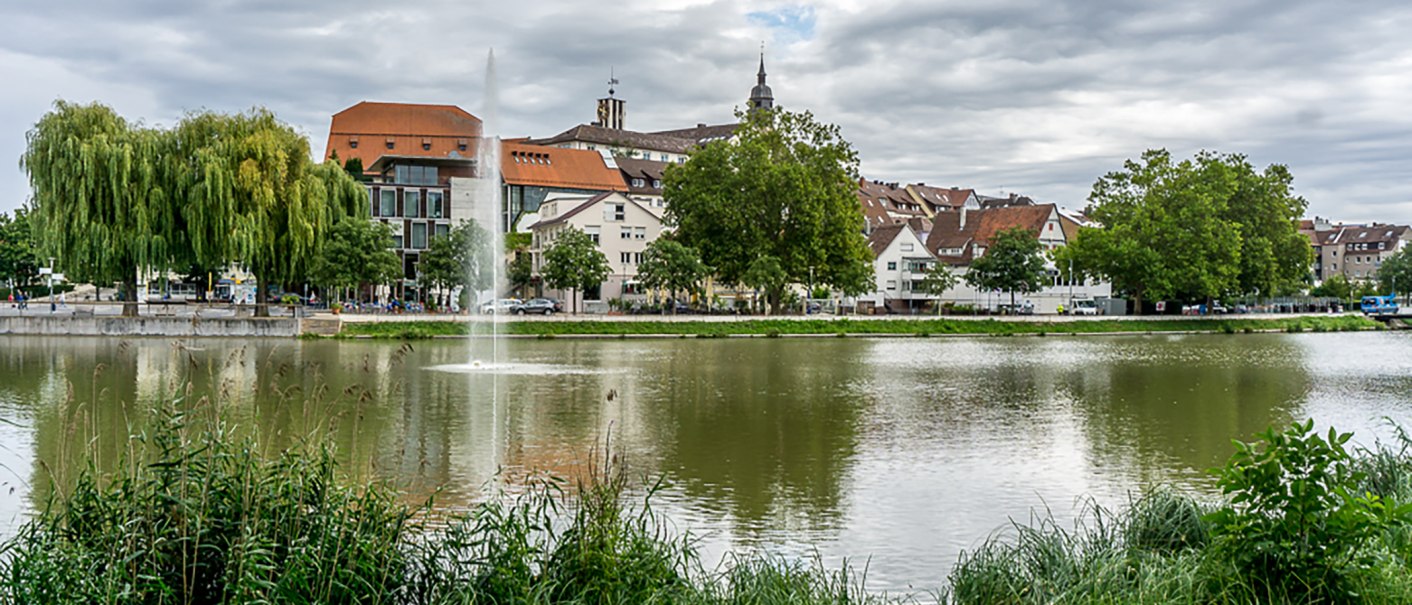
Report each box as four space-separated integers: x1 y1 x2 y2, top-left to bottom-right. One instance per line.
631 178 645 188
902 280 913 292
427 191 444 218
887 261 897 270
660 154 668 162
604 203 625 222
615 204 625 221
404 190 421 218
652 179 661 188
379 190 396 217
368 189 377 215
435 223 450 238
584 226 600 245
620 227 632 239
907 261 928 273
634 252 643 264
621 252 632 264
385 139 395 150
901 242 914 252
391 234 404 249
411 223 427 249
886 280 897 290
395 165 438 185
634 227 646 240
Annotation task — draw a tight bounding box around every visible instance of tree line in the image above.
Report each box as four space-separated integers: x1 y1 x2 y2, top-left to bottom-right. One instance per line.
22 102 368 316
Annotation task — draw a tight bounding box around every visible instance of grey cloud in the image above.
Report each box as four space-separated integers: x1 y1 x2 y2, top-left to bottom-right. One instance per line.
4 0 1412 226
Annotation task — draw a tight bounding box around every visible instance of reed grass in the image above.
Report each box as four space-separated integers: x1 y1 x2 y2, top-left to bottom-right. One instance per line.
5 379 1411 604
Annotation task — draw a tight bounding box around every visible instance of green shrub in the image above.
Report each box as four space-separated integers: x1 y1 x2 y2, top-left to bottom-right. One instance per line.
1207 420 1412 600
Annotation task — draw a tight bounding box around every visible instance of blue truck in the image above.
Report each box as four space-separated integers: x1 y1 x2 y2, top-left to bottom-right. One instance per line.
1360 294 1400 315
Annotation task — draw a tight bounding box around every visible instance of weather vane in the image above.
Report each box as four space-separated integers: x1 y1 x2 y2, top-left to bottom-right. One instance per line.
608 67 619 98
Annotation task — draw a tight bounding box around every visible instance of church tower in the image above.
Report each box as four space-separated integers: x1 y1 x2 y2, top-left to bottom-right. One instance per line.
596 69 626 130
748 51 774 113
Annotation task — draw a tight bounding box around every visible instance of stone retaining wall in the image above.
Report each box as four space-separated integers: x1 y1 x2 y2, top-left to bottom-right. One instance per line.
0 316 300 337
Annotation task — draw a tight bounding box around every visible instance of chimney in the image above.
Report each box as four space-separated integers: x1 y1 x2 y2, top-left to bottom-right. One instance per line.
960 207 968 229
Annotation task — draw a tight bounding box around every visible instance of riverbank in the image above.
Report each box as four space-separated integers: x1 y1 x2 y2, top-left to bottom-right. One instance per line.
334 313 1382 339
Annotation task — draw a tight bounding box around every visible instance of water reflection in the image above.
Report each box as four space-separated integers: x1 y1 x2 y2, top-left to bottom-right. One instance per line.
0 333 1409 592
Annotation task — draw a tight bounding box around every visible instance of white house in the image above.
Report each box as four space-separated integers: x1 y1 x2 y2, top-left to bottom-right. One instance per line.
528 191 665 313
863 223 939 314
924 204 1112 314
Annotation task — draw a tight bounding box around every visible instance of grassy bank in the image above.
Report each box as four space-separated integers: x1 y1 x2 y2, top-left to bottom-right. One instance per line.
4 401 1411 603
336 314 1382 339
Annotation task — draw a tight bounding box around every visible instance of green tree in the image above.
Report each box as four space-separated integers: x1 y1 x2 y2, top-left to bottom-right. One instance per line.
1309 274 1353 302
916 260 959 315
965 226 1047 310
23 102 178 316
541 228 609 314
310 218 401 303
637 239 710 313
1070 150 1310 312
741 255 788 315
0 208 40 293
663 108 874 307
1377 246 1412 298
180 111 366 315
419 220 495 307
507 252 533 299
342 157 366 181
24 103 366 317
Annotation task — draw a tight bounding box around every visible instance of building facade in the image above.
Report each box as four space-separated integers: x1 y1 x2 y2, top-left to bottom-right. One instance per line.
862 223 938 313
528 192 666 313
1302 217 1411 285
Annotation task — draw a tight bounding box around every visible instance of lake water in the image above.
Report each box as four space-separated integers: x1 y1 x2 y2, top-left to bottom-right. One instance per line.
0 332 1409 592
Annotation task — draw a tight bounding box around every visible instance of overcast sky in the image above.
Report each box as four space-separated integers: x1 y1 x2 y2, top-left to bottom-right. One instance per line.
4 0 1412 223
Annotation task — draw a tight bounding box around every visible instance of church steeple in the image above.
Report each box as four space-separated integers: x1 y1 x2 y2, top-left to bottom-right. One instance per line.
748 45 774 113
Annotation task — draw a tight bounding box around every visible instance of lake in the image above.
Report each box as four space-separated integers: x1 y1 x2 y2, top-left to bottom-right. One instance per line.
0 332 1408 592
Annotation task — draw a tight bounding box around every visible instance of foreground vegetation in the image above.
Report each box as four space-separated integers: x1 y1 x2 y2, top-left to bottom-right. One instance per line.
337 314 1381 339
4 392 1411 604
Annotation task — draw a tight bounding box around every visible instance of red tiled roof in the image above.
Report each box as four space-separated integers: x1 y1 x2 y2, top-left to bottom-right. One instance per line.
326 102 482 169
501 142 628 192
908 184 975 212
858 179 927 222
925 205 1055 261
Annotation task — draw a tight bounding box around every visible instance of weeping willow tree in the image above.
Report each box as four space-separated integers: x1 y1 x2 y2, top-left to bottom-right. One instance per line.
25 102 367 317
183 110 364 315
22 102 179 316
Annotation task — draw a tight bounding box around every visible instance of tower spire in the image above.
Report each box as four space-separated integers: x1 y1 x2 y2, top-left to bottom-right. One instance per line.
748 43 774 113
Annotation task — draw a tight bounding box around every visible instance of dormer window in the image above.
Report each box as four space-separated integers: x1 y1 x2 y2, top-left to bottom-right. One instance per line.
631 178 645 188
422 138 432 151
457 138 468 152
651 180 661 188
385 138 395 150
348 136 359 149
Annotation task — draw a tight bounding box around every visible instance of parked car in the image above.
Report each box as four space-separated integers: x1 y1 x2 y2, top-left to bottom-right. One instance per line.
1071 299 1099 315
518 298 558 315
479 299 522 315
